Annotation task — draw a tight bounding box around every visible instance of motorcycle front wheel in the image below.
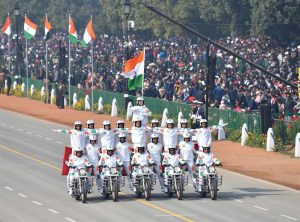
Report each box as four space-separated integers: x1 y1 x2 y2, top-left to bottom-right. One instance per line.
210 178 218 200
81 181 88 203
176 179 183 200
112 180 119 202
144 179 151 201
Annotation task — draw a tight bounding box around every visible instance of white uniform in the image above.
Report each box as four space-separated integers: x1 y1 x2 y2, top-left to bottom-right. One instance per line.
148 127 163 145
147 142 164 189
85 143 101 188
67 155 91 192
162 128 179 150
178 141 198 185
84 128 98 146
131 105 152 126
97 129 117 150
59 129 88 151
178 128 193 143
130 127 147 151
113 128 129 145
99 153 123 168
195 128 212 150
116 141 132 186
162 153 185 167
196 152 220 186
131 152 154 179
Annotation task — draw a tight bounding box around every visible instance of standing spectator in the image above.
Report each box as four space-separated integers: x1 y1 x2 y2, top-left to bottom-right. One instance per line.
6 73 11 96
0 68 4 94
57 79 65 109
213 84 225 106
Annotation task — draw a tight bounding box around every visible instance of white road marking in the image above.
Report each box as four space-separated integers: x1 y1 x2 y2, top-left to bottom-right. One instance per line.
18 128 23 131
9 126 15 129
45 138 52 141
56 141 63 144
26 131 32 135
32 201 43 206
230 198 243 203
17 193 28 198
253 206 268 211
36 135 42 137
5 186 13 191
1 123 6 126
65 217 77 222
281 215 298 221
48 209 59 214
155 214 196 217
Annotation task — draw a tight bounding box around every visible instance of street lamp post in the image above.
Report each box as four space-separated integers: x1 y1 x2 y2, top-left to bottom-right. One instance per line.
13 2 20 79
124 0 131 93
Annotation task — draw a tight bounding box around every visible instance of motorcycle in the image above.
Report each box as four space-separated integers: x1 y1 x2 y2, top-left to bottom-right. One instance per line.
195 163 222 200
164 165 188 200
69 166 91 203
100 165 125 202
132 165 156 201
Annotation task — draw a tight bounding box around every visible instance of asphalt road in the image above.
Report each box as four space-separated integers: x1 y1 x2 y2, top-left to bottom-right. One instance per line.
0 109 299 222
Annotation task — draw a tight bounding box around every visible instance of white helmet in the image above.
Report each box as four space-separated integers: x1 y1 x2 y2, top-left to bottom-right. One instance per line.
86 119 95 125
166 119 174 124
74 120 82 126
183 132 191 138
200 119 208 124
103 120 111 125
165 144 176 150
74 147 83 152
118 132 127 138
151 119 159 124
151 133 159 139
136 143 146 148
89 134 97 141
106 146 115 151
180 119 188 124
117 120 125 125
136 96 144 101
132 116 142 122
202 142 211 148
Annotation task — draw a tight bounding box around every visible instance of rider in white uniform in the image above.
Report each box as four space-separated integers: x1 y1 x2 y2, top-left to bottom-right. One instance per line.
148 119 163 145
97 120 118 154
193 119 212 152
114 120 129 145
159 119 179 153
84 134 101 192
147 133 165 192
178 132 199 188
116 132 133 189
129 117 148 153
131 97 152 126
65 147 92 195
98 146 124 193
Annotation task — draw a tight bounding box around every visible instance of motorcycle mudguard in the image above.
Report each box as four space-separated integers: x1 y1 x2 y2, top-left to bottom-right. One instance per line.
61 146 72 176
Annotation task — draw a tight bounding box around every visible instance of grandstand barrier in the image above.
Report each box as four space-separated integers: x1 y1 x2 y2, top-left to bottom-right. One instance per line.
19 78 262 133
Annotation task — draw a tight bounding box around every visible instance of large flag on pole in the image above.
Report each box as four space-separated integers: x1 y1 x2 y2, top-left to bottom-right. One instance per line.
44 14 52 40
1 14 11 36
24 16 37 40
69 15 78 44
81 19 95 47
121 49 145 90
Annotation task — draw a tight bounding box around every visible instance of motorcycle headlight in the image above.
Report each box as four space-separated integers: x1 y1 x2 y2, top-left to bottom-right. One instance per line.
79 169 86 176
208 166 216 173
175 166 181 173
143 167 149 173
110 168 118 174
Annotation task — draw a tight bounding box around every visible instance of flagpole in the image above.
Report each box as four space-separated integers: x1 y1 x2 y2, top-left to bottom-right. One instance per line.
68 14 71 109
26 30 28 98
45 14 48 103
91 15 94 113
8 32 11 73
141 48 145 97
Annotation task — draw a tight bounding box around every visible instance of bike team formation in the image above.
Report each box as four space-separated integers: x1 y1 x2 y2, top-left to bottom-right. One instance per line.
54 96 223 202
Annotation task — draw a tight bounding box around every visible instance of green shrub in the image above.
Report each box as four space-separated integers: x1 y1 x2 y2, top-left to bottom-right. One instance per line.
31 89 42 101
227 129 242 142
245 132 266 148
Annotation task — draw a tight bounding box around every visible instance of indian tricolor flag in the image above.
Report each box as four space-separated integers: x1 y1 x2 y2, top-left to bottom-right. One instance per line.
69 15 78 44
81 19 95 47
1 14 11 36
24 15 37 40
44 14 52 40
121 49 145 90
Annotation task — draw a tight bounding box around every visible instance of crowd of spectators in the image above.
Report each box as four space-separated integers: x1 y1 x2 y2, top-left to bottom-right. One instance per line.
0 32 299 116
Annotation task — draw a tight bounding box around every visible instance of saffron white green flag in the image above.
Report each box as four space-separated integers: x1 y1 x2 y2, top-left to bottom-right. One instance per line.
121 49 145 90
24 15 37 40
1 14 11 36
81 19 95 47
69 15 78 44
